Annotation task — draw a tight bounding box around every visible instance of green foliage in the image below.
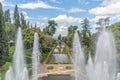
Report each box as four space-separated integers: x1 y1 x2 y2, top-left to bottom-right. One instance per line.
108 22 120 68
13 5 20 28
108 22 120 53
81 18 90 30
96 17 110 31
40 32 56 54
27 64 32 75
23 28 56 63
23 28 41 49
66 66 72 70
20 13 27 29
5 22 16 41
4 9 11 22
41 52 48 62
68 25 78 34
8 46 14 61
0 3 8 66
43 20 57 36
80 18 92 62
47 66 54 70
2 62 11 70
0 70 6 80
58 34 62 41
63 25 78 48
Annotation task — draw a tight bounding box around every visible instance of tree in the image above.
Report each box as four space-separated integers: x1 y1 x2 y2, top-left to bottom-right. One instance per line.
96 17 110 31
23 28 56 55
63 25 78 48
108 22 120 66
104 17 109 26
58 34 62 41
68 25 78 34
31 24 33 28
58 34 62 48
0 3 8 66
81 18 91 47
4 9 11 22
80 18 92 61
35 23 37 28
27 21 30 28
43 20 57 36
96 18 104 27
20 13 27 29
5 22 16 41
13 5 20 28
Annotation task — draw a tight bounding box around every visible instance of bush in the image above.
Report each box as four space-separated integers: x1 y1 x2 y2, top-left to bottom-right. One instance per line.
66 66 72 70
47 66 54 70
8 46 15 61
0 70 6 80
2 62 11 70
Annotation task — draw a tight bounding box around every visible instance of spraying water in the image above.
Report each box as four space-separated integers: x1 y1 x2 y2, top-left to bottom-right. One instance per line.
94 29 117 80
117 73 120 80
32 33 41 80
5 66 13 80
5 27 29 80
86 54 94 80
72 32 85 80
73 28 118 80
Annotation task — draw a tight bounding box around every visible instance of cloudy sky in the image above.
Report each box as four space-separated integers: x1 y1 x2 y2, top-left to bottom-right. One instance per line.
1 0 120 37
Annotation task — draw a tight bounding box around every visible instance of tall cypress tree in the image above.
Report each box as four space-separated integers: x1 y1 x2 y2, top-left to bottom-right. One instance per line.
13 5 20 28
0 3 8 66
27 21 30 28
20 13 27 29
4 9 11 22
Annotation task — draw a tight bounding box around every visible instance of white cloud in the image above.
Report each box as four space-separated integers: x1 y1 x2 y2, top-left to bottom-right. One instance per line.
90 15 108 22
68 8 86 13
37 16 49 21
37 22 45 27
18 1 62 10
110 15 120 21
0 0 4 2
51 14 82 25
36 22 46 30
51 14 82 37
89 1 120 15
102 0 120 6
21 11 30 20
50 0 61 4
3 3 15 7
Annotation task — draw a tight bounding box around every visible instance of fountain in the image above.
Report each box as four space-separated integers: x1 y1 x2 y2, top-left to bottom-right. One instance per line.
4 25 119 80
72 32 85 80
93 28 117 80
32 33 41 80
5 27 29 80
5 29 41 80
73 28 118 80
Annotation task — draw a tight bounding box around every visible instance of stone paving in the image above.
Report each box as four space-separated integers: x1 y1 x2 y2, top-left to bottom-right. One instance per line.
40 64 73 77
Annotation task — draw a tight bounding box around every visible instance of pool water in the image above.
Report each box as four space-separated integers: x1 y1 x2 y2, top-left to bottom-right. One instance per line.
52 54 68 63
42 75 72 80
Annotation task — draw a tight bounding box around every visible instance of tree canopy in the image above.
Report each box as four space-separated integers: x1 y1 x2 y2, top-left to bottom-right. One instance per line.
43 20 57 36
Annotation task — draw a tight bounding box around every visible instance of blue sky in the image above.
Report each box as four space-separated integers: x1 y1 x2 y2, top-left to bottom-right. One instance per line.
1 0 120 37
